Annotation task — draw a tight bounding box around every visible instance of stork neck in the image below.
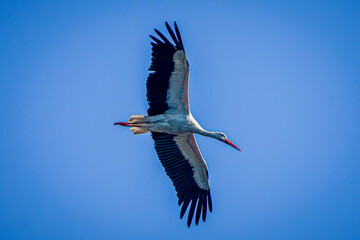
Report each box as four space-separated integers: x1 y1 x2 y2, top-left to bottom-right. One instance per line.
198 129 218 139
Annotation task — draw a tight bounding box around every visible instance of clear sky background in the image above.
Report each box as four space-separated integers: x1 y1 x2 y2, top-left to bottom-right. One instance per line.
1 1 359 239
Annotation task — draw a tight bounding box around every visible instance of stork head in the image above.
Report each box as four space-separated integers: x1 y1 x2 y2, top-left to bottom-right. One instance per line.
215 132 241 152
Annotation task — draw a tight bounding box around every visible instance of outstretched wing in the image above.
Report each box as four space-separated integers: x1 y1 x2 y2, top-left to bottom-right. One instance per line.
147 22 190 116
152 132 212 227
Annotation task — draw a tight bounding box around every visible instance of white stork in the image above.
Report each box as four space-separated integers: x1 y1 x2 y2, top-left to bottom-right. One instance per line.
115 22 241 227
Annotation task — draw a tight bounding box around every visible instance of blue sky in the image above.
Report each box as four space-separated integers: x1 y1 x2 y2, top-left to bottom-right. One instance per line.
1 1 359 239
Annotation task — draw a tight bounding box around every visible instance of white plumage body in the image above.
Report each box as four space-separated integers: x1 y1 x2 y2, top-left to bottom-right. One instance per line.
132 113 204 135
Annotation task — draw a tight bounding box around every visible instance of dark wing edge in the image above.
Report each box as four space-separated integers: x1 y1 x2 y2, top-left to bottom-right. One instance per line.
146 22 186 116
151 132 212 227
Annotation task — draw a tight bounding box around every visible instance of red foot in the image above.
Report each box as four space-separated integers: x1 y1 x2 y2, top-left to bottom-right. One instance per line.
114 122 129 126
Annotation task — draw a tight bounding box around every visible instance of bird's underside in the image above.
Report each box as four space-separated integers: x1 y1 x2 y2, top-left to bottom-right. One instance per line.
115 22 212 227
126 114 203 135
115 22 241 227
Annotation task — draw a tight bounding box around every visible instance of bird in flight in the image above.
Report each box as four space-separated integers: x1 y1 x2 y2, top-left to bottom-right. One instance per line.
115 22 241 227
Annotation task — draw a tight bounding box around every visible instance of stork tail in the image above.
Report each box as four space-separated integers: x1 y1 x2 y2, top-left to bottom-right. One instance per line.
129 115 150 135
114 115 150 135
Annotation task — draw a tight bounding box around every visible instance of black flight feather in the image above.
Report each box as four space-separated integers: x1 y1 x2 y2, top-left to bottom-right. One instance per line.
187 198 197 227
195 194 203 225
174 22 185 51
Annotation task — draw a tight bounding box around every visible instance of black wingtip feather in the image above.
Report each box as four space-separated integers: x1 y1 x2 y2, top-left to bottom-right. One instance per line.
165 22 180 49
149 35 163 45
208 191 213 213
174 22 185 51
202 194 207 222
154 29 173 47
187 199 197 227
180 199 190 219
195 195 203 225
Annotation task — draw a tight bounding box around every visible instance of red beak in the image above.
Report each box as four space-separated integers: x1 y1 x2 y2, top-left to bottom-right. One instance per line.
224 138 241 152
